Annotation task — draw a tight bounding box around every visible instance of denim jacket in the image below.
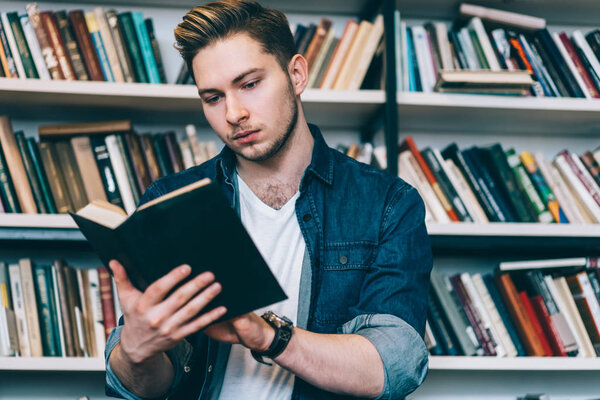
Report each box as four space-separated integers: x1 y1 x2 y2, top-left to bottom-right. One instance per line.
105 124 433 400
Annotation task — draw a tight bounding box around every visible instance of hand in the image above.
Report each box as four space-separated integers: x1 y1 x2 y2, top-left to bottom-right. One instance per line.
204 312 275 352
109 260 227 364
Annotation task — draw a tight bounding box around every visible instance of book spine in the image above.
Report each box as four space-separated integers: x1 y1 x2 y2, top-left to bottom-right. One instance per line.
14 131 45 213
553 32 591 98
450 275 496 355
506 148 554 223
38 141 73 213
518 291 553 356
530 34 571 97
430 270 479 355
139 133 162 182
40 12 75 81
62 265 83 357
90 135 124 209
560 150 600 209
165 132 184 174
483 274 527 356
441 144 498 221
483 144 537 223
152 134 172 177
68 10 103 81
0 134 21 212
422 148 472 221
0 17 19 78
0 116 37 213
427 290 460 355
54 11 88 81
115 134 140 205
50 262 67 356
87 269 106 357
444 159 489 222
567 279 600 354
19 14 51 80
44 266 62 356
117 13 147 83
559 32 600 98
125 132 152 192
33 265 58 356
529 295 567 356
18 259 43 357
76 268 95 357
54 140 88 211
106 10 135 83
26 137 57 214
1 12 26 78
132 12 160 84
581 151 600 186
85 12 113 82
9 264 31 356
98 268 116 340
6 12 38 79
144 18 167 84
495 273 546 356
94 7 124 83
25 3 60 80
520 150 567 223
105 134 136 214
71 136 109 203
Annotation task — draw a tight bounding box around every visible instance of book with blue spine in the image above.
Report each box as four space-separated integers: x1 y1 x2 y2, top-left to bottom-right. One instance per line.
85 12 114 82
131 12 160 84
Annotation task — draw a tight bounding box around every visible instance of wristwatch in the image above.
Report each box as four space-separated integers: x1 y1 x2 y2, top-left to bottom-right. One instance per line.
251 311 294 366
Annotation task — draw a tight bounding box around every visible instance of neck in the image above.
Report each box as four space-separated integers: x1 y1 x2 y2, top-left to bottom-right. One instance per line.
236 108 313 190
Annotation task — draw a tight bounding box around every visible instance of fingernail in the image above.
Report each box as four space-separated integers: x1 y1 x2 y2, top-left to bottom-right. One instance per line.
180 265 191 275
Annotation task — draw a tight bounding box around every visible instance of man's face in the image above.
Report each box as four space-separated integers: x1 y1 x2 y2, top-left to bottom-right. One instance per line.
192 33 298 162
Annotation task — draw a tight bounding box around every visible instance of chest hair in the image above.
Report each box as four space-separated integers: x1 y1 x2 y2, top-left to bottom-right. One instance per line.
248 181 299 210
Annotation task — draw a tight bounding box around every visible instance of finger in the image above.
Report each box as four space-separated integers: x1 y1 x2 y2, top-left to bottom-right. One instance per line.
154 271 215 316
138 264 192 309
173 306 228 341
161 282 223 333
109 259 139 298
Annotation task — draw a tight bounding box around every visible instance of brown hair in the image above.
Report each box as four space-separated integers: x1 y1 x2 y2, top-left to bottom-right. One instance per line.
174 0 296 79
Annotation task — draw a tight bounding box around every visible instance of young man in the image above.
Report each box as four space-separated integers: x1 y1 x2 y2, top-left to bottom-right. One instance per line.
105 1 432 399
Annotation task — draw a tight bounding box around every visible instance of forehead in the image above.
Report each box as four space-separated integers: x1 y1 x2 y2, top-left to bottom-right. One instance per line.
192 33 277 87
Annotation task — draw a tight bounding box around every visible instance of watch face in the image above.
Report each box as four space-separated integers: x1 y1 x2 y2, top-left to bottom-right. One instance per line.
263 311 292 328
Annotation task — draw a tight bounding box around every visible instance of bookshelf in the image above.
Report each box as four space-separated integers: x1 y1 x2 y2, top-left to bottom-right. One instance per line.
397 1 600 399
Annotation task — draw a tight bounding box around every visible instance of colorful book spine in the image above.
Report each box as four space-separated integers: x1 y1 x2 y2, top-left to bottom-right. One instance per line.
85 12 114 82
131 12 160 84
19 14 50 80
117 12 147 83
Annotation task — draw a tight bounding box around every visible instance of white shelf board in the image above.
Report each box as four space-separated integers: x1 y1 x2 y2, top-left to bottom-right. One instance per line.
396 0 600 26
427 222 600 238
0 78 384 129
0 357 104 371
429 356 600 371
397 92 600 135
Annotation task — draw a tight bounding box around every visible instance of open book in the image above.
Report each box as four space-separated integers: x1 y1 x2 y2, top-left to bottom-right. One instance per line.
69 178 287 322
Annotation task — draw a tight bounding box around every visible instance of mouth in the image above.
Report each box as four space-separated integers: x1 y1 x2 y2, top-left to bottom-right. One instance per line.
233 129 260 143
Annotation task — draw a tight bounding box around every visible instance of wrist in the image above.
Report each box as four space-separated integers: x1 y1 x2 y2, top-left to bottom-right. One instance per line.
257 319 276 352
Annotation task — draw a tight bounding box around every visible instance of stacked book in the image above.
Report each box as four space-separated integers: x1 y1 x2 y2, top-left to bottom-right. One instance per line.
0 258 120 358
398 137 600 224
0 116 218 215
397 2 600 98
0 3 167 83
427 257 600 357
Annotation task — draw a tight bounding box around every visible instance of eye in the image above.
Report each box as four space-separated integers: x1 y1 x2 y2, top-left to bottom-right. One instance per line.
243 80 259 89
204 95 220 104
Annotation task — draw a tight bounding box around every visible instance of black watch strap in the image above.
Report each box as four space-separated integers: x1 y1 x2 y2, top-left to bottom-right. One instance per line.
251 311 294 366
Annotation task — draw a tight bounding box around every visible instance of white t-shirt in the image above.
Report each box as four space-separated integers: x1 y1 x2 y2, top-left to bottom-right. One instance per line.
218 175 306 400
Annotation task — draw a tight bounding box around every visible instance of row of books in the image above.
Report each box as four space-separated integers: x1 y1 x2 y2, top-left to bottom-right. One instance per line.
0 116 218 215
0 3 167 83
291 15 384 91
0 259 121 358
397 3 600 97
398 138 600 224
427 257 600 357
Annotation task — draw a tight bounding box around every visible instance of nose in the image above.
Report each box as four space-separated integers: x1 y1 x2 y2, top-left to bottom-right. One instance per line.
225 94 249 126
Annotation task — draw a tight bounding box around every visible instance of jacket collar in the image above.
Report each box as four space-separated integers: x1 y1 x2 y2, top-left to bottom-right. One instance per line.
216 123 334 187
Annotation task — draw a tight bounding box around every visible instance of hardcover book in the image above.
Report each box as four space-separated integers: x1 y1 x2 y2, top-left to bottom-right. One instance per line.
70 178 287 323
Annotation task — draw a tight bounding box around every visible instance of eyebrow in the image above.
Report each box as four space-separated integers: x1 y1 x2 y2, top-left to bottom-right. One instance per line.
197 68 263 96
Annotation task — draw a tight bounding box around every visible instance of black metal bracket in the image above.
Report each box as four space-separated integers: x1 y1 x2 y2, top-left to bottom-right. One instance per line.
383 0 399 176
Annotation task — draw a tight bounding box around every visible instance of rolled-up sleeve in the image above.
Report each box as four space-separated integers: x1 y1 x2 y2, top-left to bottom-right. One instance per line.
341 313 428 400
104 326 194 399
341 183 433 399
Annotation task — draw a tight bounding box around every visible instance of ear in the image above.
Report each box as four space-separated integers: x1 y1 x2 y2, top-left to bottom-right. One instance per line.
288 54 308 96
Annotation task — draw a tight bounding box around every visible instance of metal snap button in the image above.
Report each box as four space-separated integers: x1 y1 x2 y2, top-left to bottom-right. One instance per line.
339 255 348 264
208 365 213 373
303 214 312 222
184 365 191 373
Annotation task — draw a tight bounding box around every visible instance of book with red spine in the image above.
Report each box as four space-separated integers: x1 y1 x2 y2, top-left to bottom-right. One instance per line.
559 32 600 98
519 291 553 356
98 267 116 340
530 295 567 356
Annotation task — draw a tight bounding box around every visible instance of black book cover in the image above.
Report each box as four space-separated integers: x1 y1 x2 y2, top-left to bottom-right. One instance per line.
297 24 316 56
69 180 287 322
530 34 571 97
89 136 124 209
